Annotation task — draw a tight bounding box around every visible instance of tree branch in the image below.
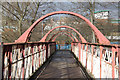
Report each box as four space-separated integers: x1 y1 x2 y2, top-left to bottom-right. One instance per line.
1 4 20 20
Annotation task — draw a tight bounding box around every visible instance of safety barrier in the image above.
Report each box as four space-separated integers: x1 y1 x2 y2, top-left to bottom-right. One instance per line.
71 42 120 79
56 44 71 50
2 42 56 79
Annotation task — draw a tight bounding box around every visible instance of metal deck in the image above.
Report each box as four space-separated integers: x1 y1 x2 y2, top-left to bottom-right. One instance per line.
31 50 90 79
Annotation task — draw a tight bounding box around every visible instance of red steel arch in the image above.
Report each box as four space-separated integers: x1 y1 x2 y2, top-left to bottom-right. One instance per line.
15 11 110 44
39 26 87 43
52 33 74 42
49 30 79 42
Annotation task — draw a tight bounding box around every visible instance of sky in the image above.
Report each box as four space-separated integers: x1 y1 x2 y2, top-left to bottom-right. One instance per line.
38 2 119 20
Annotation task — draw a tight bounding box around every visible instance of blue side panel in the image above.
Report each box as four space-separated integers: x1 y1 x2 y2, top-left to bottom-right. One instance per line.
56 44 59 49
56 44 71 50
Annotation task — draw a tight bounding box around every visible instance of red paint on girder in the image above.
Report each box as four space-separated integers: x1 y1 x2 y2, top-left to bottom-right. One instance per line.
78 43 81 61
100 46 103 79
49 30 79 42
112 47 115 79
15 11 110 44
40 26 87 43
117 47 120 79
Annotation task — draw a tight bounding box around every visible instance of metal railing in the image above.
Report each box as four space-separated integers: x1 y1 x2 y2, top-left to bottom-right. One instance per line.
56 44 71 50
2 42 56 79
71 42 120 79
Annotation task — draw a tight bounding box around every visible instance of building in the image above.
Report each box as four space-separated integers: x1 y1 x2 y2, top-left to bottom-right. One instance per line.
94 10 109 19
94 10 120 44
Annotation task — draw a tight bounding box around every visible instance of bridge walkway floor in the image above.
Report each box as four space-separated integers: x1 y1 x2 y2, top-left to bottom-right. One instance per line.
30 50 91 80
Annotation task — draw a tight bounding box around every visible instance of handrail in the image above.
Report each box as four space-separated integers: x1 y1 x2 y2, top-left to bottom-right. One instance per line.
72 42 120 48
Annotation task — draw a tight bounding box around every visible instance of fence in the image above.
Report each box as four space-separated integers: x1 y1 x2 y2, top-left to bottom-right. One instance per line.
2 42 56 79
56 44 71 50
71 42 120 79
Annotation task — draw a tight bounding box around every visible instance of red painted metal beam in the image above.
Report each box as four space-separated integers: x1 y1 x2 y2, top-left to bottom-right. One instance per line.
91 45 94 74
78 43 81 61
39 26 87 43
15 11 110 44
48 30 79 42
52 33 75 42
37 44 41 67
82 44 85 64
100 46 103 79
112 47 115 79
117 47 120 79
85 44 88 68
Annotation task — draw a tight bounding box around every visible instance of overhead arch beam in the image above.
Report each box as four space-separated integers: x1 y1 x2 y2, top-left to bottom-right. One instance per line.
48 30 79 42
15 11 110 44
52 33 74 42
39 26 87 43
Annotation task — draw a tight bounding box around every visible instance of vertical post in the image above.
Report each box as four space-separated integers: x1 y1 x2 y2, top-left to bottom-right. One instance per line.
22 44 25 79
8 46 12 80
43 44 44 62
31 44 34 73
82 44 85 64
79 43 81 62
3 51 8 79
1 42 3 80
38 44 41 67
42 21 43 37
71 43 73 52
91 45 94 73
45 43 48 60
112 47 115 79
86 44 88 69
100 46 103 79
41 44 44 63
118 47 120 80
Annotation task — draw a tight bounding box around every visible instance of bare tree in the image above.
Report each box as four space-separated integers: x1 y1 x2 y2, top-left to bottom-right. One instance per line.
1 2 44 42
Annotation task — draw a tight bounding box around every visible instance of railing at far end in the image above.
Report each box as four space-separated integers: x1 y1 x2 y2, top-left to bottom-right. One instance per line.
2 42 56 79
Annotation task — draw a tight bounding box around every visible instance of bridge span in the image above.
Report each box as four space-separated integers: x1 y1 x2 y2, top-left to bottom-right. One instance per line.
1 11 120 80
